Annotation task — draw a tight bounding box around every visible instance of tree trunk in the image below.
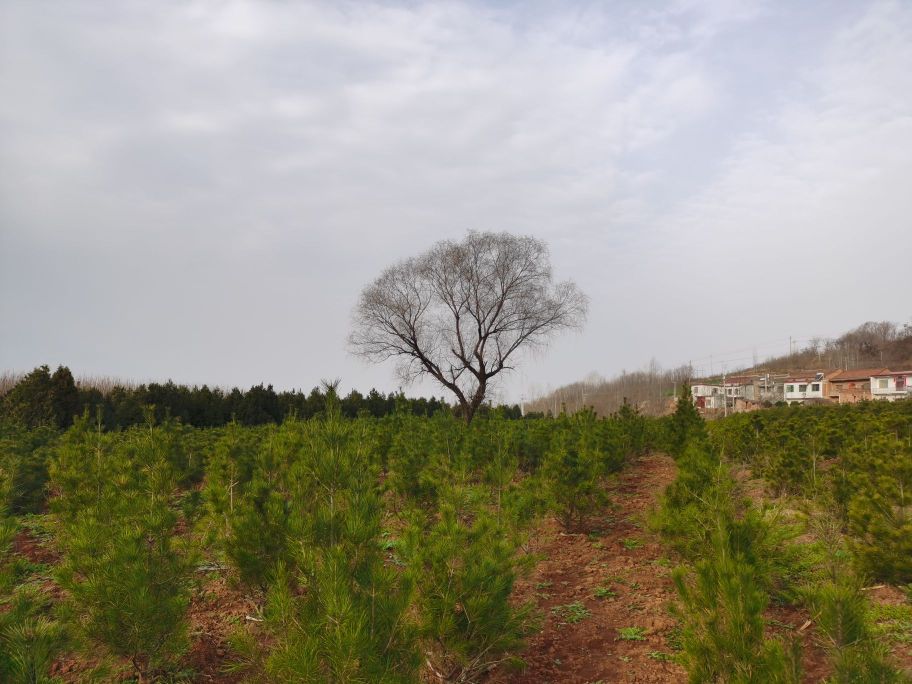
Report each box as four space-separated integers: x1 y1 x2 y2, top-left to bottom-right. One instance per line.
462 381 487 424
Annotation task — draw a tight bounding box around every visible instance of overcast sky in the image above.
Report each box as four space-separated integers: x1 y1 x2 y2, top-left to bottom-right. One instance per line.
1 0 910 402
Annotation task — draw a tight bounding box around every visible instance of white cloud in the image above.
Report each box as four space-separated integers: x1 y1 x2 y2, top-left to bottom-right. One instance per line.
1 0 909 397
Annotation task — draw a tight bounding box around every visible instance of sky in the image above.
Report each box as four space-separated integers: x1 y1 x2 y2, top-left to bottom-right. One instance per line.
1 0 911 404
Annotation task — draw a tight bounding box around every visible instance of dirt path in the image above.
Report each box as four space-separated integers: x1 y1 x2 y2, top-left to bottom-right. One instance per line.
488 452 686 684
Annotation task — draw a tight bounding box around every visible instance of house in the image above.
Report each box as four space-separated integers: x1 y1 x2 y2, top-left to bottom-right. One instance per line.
691 384 724 410
721 375 766 412
756 373 786 404
826 368 888 403
722 376 751 400
870 370 912 401
783 372 828 404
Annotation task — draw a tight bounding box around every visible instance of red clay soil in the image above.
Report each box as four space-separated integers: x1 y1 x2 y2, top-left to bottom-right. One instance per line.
766 603 831 682
487 453 686 684
13 528 60 565
182 573 259 683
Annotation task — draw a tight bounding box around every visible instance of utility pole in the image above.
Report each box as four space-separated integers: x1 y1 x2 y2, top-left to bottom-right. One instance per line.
723 367 728 417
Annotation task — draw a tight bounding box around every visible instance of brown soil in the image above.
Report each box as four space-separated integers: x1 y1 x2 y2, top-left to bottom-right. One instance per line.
13 528 60 565
182 572 259 682
766 603 831 682
487 453 686 684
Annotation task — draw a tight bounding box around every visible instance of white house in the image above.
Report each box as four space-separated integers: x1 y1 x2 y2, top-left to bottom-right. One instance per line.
691 384 724 410
722 383 745 399
870 371 912 401
783 373 827 404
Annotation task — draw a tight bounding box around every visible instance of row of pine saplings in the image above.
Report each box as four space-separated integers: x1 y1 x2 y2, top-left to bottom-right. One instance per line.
653 396 910 682
0 401 649 683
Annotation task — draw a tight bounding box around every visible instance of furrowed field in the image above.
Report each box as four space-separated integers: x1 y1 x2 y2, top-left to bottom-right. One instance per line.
1 393 911 682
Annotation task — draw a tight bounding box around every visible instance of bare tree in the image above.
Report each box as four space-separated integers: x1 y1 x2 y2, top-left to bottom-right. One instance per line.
350 231 587 422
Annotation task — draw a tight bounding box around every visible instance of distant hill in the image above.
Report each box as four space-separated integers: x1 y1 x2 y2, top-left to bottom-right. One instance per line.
527 319 912 417
736 320 912 377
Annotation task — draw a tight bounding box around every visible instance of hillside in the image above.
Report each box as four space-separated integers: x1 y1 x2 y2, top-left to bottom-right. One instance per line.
528 320 912 416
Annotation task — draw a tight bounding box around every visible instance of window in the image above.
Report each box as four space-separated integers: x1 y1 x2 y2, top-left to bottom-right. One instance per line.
897 376 906 390
877 378 889 390
811 383 820 392
799 384 807 392
786 384 795 393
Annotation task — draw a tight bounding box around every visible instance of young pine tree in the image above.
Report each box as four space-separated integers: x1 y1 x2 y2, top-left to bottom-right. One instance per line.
222 424 294 590
385 413 442 508
404 498 537 683
542 420 608 531
803 547 908 684
255 392 419 682
839 436 912 584
671 512 802 684
0 460 66 684
667 383 707 459
615 398 648 463
51 412 194 681
650 442 725 558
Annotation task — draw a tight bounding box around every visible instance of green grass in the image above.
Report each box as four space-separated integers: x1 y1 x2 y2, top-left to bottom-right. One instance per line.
666 625 684 651
766 618 795 631
621 538 643 550
551 602 591 624
616 626 646 641
869 602 912 645
594 585 617 600
17 513 55 543
648 650 674 662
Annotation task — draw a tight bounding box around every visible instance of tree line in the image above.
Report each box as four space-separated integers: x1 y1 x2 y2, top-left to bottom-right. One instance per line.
760 319 912 372
0 365 524 432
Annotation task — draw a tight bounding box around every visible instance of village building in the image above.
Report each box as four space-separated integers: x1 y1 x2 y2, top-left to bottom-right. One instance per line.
826 368 888 403
692 373 789 414
691 383 724 410
691 366 912 414
757 373 787 403
721 375 761 412
783 372 828 404
870 370 912 401
722 376 751 400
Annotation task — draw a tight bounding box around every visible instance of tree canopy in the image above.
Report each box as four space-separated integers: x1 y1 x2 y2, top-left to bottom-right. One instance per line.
350 231 587 422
